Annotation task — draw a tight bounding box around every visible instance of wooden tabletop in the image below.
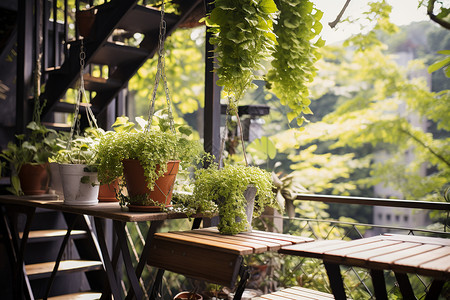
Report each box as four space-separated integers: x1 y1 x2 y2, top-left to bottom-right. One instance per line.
147 228 314 287
280 233 450 279
0 195 200 222
153 227 314 255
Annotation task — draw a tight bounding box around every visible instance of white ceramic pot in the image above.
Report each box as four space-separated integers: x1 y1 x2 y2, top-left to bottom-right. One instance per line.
49 162 64 198
59 164 99 206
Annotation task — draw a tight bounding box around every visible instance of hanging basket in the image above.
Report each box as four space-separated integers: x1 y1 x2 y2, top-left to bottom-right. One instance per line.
122 159 179 211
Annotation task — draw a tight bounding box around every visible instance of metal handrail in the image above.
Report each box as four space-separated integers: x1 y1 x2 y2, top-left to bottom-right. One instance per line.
296 193 450 211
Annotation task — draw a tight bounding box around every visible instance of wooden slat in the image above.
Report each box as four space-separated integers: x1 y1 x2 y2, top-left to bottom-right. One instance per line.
420 254 450 275
369 244 441 267
381 234 450 246
185 229 283 250
154 232 254 255
393 246 450 275
257 287 335 300
20 229 87 239
46 292 102 300
241 230 314 244
290 286 335 299
174 231 268 253
25 260 103 279
325 240 400 258
279 240 348 258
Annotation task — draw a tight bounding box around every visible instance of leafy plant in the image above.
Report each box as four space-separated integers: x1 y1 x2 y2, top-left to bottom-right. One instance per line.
206 0 278 108
51 127 104 171
97 114 202 196
193 163 279 235
0 121 61 195
266 0 324 127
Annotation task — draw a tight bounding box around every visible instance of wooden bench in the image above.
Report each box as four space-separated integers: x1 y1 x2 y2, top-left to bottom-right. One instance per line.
255 286 334 300
146 228 314 299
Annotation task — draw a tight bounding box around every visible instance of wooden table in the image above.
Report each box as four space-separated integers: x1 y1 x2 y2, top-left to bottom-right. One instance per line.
146 228 314 300
0 195 202 299
279 234 450 300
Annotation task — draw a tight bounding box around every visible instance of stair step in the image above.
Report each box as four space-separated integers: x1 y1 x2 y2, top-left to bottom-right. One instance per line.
20 230 88 243
46 291 102 300
50 102 93 114
26 260 103 280
90 42 149 66
42 122 72 131
83 73 122 92
116 5 179 34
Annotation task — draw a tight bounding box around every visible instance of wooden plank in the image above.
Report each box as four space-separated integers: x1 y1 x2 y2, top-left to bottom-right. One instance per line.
154 232 254 255
290 287 335 299
174 231 268 253
47 292 102 299
324 240 400 258
343 242 420 267
25 260 103 279
185 229 283 250
260 293 293 300
242 230 314 244
420 254 450 278
381 234 450 246
365 244 440 269
393 246 450 276
279 240 349 258
278 288 326 300
20 229 87 239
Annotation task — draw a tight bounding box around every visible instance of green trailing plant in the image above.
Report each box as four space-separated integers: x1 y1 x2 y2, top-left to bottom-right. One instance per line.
193 163 279 235
206 0 278 109
266 0 324 127
97 114 202 203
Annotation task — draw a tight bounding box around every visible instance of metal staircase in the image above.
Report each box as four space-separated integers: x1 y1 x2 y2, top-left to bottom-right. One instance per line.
40 0 203 129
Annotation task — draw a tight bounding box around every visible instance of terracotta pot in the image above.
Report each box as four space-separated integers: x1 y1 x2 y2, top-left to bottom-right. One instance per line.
98 179 119 202
18 163 49 195
174 292 203 300
122 159 179 206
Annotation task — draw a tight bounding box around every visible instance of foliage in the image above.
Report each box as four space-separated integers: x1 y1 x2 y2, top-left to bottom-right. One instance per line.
0 122 61 195
206 0 278 108
193 163 278 234
428 50 450 77
266 0 324 127
51 127 104 170
97 114 202 192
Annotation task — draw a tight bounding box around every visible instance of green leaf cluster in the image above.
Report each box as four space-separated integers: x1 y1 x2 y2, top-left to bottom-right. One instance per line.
207 0 278 109
97 115 202 193
266 0 324 126
192 163 278 234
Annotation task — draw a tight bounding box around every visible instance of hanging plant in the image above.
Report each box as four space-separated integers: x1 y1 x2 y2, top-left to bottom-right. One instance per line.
206 0 278 110
266 0 324 127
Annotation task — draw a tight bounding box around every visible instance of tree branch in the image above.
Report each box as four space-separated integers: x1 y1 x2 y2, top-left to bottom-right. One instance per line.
400 128 450 168
329 0 352 29
427 0 450 30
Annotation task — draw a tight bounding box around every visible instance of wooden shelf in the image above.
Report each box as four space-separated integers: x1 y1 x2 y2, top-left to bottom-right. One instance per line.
26 260 103 280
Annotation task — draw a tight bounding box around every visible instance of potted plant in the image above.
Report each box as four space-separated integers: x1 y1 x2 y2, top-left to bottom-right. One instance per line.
51 127 103 205
97 114 202 211
192 163 279 235
0 121 61 195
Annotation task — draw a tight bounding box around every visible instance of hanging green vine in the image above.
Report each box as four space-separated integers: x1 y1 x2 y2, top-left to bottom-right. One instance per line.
266 0 324 127
206 0 278 111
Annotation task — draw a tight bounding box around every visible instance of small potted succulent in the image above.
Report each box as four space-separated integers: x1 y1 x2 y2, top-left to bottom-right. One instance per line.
97 114 202 211
0 121 61 195
192 162 279 235
51 127 103 205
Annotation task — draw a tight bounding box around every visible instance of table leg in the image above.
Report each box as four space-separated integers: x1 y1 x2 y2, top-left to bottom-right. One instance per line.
126 220 163 300
114 220 144 300
149 268 165 300
425 279 445 300
233 262 250 300
94 217 122 299
324 262 347 300
394 272 417 299
370 269 388 300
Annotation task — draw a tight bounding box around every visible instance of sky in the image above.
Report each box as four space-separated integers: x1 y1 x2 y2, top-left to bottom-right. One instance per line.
315 0 429 44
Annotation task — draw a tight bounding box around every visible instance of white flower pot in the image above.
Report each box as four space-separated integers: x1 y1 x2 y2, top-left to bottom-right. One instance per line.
59 164 99 206
49 162 64 198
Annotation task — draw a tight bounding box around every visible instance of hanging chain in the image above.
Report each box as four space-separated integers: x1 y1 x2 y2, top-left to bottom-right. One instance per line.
67 39 98 150
145 0 175 133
